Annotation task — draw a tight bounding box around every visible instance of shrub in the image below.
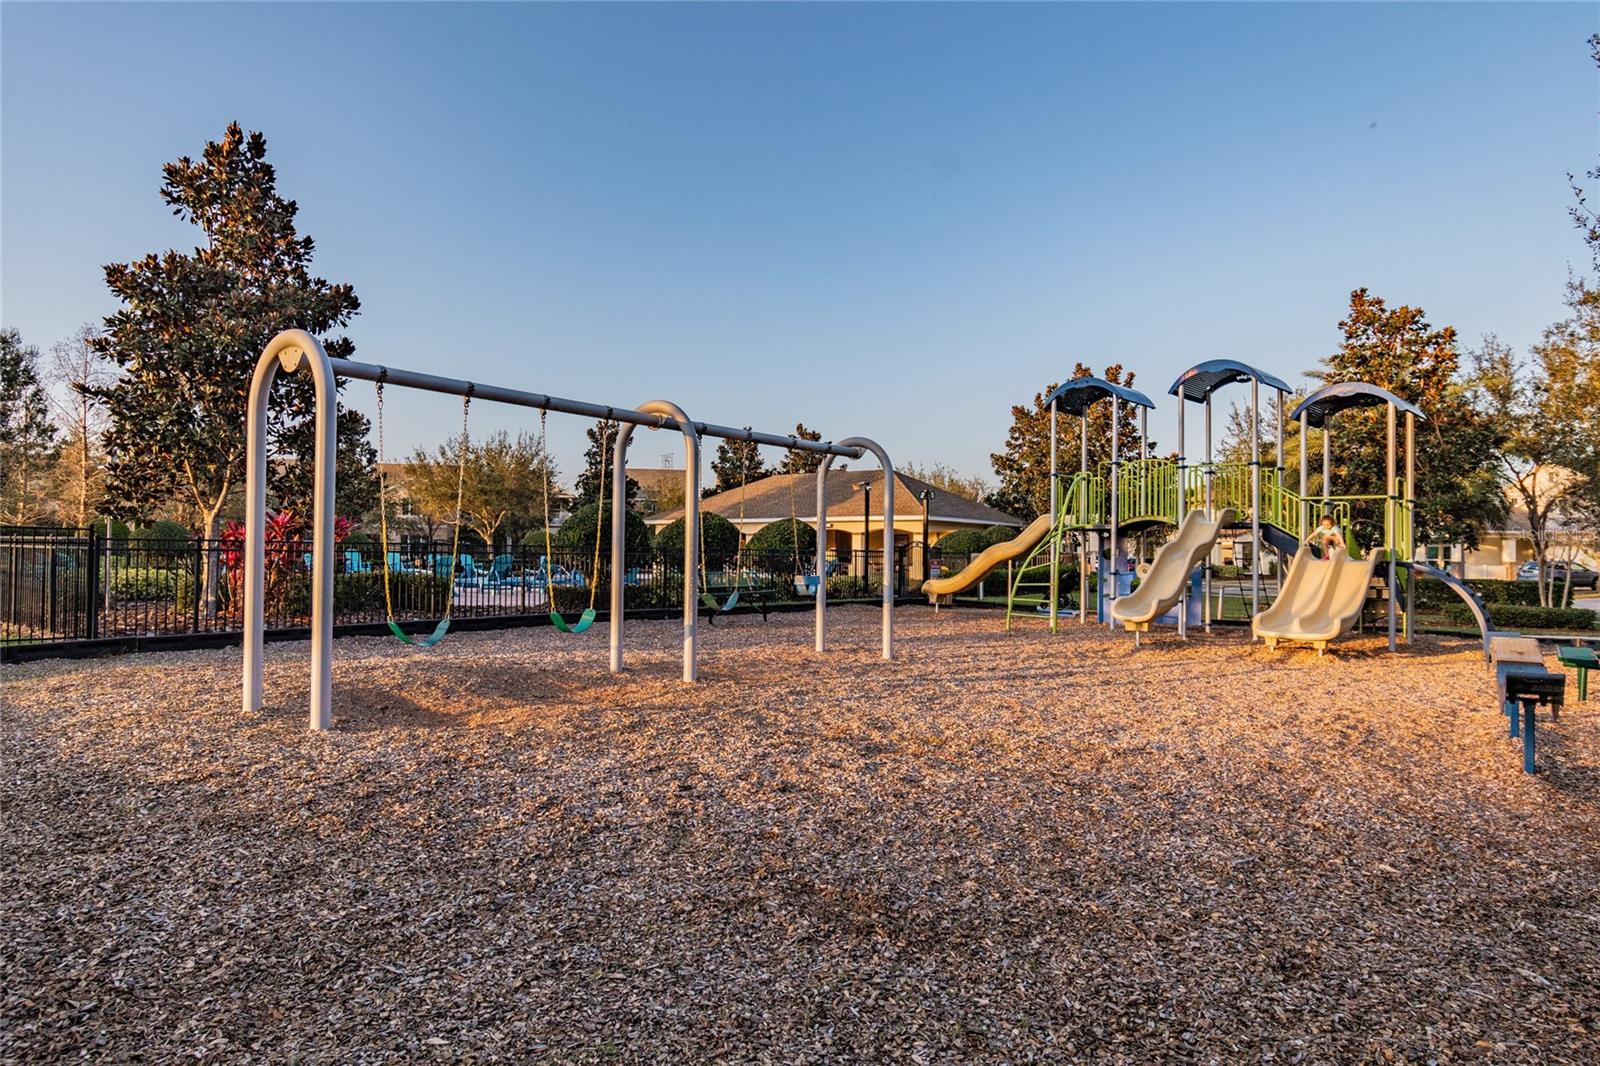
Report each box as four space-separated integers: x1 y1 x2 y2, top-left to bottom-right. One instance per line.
1412 576 1541 609
110 563 184 602
653 513 740 565
555 504 653 561
283 571 451 618
1441 602 1594 631
745 518 816 559
934 529 988 555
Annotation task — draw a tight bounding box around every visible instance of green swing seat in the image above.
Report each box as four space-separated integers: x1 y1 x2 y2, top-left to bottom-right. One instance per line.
700 590 740 612
550 608 598 634
386 617 453 647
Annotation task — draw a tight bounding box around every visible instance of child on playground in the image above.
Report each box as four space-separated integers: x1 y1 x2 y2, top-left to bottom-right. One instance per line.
1307 513 1345 558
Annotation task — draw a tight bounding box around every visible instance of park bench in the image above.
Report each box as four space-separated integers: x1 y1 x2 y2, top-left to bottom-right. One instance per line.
1557 645 1596 702
700 587 776 625
1490 636 1565 774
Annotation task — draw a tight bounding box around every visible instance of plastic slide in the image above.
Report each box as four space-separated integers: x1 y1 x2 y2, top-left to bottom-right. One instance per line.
923 513 1055 602
1112 507 1236 633
1253 546 1379 654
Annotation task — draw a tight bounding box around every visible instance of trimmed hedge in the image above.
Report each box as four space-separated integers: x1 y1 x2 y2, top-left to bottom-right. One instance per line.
745 518 816 558
936 525 1017 555
1441 602 1594 631
554 504 653 560
653 513 741 564
1413 576 1541 609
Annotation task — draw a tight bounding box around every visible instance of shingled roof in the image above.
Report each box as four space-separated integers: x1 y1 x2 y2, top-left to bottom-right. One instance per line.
647 470 1024 528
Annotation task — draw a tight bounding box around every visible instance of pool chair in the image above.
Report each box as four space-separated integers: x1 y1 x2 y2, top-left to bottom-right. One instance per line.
483 554 518 587
386 551 415 575
343 549 371 574
456 554 483 587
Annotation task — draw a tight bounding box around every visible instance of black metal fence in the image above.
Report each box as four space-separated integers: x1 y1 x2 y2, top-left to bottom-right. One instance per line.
3 526 912 655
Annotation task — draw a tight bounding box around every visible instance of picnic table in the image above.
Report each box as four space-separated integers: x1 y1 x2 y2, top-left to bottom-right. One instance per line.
1558 644 1597 702
1490 635 1566 773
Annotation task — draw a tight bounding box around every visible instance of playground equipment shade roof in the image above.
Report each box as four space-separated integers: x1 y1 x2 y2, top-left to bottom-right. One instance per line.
1044 377 1155 416
1168 360 1294 402
1289 381 1428 429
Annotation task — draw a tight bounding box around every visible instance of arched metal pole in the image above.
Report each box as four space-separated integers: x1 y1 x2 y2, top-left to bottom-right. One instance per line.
611 401 699 681
243 330 337 730
1049 397 1059 633
1249 376 1261 620
1107 395 1120 631
815 436 893 659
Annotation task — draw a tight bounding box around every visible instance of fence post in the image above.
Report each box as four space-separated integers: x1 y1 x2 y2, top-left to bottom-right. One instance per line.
86 524 100 641
192 535 203 634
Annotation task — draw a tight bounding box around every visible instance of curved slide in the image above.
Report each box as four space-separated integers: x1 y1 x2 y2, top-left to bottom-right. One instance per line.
1112 507 1236 633
1253 547 1379 654
1397 561 1496 660
923 513 1054 603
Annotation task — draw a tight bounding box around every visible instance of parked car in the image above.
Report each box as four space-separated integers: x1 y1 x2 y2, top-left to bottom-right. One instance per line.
1516 560 1599 590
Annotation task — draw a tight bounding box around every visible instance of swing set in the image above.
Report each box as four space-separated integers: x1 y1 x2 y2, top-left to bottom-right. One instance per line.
243 329 896 731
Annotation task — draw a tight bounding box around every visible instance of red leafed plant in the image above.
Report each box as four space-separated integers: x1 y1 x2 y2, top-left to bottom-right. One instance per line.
222 511 354 616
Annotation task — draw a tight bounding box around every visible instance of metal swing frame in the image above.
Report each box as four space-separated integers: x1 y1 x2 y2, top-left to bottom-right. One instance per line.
242 329 895 730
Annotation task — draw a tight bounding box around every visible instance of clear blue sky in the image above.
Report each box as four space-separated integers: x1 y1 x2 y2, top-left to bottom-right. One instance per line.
3 2 1595 488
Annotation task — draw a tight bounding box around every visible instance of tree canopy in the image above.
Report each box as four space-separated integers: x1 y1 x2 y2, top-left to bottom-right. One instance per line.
707 433 767 496
402 430 555 550
572 418 639 508
774 423 825 475
0 328 60 524
987 363 1146 519
87 122 375 540
1313 288 1504 548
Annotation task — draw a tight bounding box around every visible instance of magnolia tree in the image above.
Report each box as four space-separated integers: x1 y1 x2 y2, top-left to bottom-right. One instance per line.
89 123 376 616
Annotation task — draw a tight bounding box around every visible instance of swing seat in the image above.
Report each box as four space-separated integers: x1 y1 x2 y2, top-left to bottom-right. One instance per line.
387 617 452 648
550 608 597 634
700 590 740 612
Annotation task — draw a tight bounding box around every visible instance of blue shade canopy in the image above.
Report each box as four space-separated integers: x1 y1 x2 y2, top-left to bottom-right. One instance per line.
1168 359 1294 402
1289 381 1428 429
1045 376 1155 416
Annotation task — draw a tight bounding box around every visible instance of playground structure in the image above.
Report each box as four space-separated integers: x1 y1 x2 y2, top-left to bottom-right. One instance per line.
242 330 895 730
931 360 1497 656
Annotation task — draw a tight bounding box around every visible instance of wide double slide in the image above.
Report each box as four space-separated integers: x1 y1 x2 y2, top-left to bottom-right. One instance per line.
1112 507 1236 632
923 513 1054 602
1253 546 1379 654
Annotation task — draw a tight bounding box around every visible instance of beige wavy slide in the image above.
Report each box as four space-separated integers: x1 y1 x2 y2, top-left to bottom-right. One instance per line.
922 512 1054 603
1112 507 1236 634
1252 546 1380 654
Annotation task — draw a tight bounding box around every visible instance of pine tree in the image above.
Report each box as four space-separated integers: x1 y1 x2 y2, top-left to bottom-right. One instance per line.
87 124 374 611
572 419 639 508
987 364 1145 518
707 432 767 496
775 423 824 474
0 328 61 524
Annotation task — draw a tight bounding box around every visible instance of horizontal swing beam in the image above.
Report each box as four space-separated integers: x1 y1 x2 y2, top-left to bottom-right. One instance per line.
328 358 864 459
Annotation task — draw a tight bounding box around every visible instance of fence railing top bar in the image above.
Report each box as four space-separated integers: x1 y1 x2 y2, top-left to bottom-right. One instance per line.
327 357 864 460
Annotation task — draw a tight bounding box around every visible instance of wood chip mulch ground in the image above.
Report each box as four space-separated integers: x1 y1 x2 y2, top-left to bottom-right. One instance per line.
4 607 1599 1063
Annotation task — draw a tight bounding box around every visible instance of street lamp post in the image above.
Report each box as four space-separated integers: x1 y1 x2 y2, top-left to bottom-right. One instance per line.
919 488 933 581
854 479 872 588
